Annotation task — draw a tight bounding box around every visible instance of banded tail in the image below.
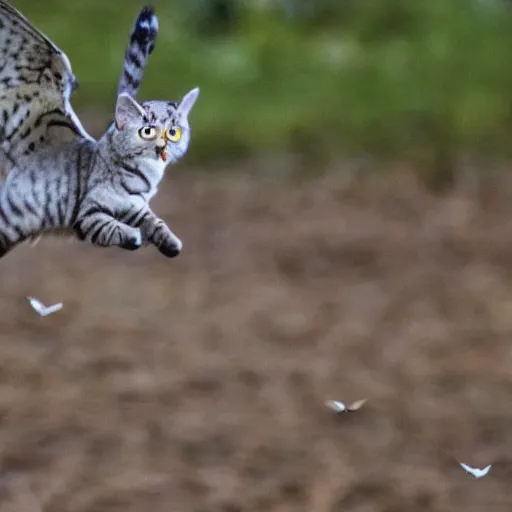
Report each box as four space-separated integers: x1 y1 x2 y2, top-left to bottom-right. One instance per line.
117 5 158 99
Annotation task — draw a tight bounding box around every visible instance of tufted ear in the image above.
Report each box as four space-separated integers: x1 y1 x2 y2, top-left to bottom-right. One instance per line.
115 92 146 130
177 87 199 118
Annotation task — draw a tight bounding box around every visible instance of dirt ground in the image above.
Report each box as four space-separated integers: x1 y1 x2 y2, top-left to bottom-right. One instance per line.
0 164 512 511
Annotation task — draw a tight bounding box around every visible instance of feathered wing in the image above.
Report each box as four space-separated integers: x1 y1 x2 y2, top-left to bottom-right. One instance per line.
0 0 93 177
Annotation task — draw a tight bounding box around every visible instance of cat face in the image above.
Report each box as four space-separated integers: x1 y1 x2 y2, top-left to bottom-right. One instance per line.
111 88 199 165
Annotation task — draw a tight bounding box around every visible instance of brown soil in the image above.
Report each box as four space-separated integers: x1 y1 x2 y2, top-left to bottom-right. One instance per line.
0 166 511 511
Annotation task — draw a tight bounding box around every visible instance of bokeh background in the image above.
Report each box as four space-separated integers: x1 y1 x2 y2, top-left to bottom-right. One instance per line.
2 0 512 510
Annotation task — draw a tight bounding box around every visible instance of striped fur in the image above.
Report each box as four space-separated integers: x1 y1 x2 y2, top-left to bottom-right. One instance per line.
117 5 158 98
0 1 200 259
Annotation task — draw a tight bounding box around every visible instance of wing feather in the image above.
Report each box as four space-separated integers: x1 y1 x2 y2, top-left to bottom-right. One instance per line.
0 0 93 175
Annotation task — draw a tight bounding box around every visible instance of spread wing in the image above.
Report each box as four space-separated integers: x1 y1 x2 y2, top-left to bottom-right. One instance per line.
0 0 93 175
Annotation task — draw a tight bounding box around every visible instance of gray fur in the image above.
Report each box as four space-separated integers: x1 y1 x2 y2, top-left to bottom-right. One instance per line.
0 1 199 259
117 5 159 99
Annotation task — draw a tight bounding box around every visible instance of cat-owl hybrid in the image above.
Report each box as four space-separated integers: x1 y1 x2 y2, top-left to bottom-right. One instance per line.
0 1 199 259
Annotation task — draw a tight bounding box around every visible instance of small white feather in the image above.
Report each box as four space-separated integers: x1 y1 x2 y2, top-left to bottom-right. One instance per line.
459 462 492 479
347 398 367 411
325 398 367 413
325 400 346 412
27 296 63 317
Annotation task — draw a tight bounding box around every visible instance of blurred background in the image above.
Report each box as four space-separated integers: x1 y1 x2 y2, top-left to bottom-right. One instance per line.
2 0 512 510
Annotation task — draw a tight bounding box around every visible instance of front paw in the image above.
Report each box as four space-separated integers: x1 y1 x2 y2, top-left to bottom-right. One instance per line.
120 228 143 251
143 218 182 258
158 235 182 258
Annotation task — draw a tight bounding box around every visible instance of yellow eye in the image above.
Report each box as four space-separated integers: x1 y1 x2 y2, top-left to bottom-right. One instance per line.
138 126 158 140
166 126 182 142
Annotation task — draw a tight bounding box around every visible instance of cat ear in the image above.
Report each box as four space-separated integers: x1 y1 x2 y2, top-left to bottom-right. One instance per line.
115 93 147 130
177 87 200 118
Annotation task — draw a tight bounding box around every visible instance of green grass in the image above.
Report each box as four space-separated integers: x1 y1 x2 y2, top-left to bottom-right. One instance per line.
10 0 512 169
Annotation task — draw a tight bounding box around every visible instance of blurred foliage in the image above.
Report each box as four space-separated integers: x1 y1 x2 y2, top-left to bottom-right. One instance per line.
10 0 512 176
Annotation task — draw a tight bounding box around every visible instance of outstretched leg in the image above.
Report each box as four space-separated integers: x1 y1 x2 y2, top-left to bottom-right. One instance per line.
73 212 142 250
0 228 25 258
126 208 182 258
0 199 34 258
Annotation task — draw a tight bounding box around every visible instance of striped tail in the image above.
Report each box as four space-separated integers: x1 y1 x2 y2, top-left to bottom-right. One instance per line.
117 5 158 99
